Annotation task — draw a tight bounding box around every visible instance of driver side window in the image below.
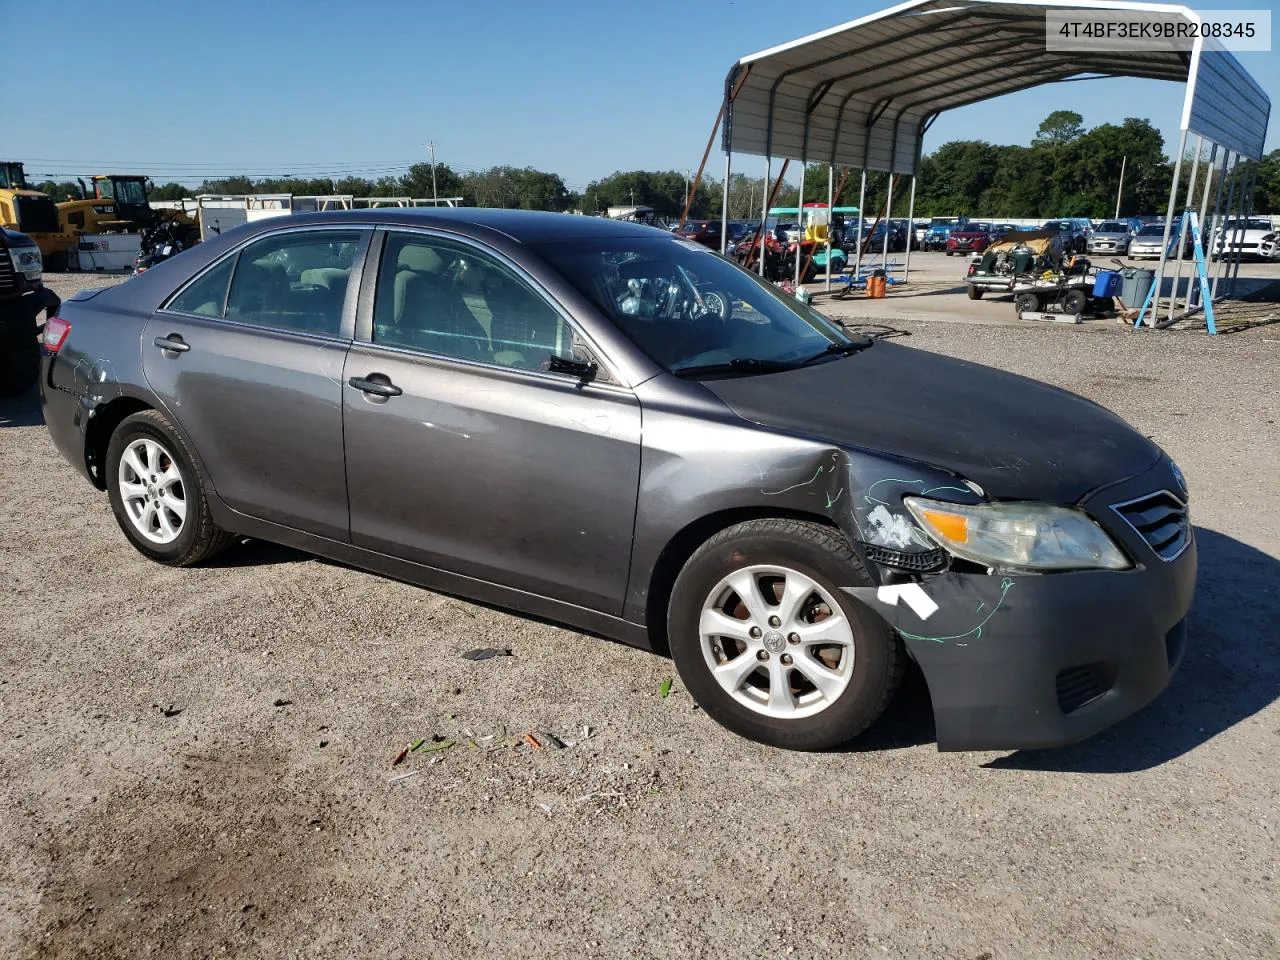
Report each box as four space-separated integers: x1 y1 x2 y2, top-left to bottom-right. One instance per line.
374 233 573 372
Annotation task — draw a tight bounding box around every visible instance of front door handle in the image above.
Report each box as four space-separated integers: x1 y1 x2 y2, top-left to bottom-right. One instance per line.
153 334 190 353
348 374 402 398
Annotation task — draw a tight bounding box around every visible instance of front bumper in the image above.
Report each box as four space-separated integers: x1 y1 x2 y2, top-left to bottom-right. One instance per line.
852 458 1196 751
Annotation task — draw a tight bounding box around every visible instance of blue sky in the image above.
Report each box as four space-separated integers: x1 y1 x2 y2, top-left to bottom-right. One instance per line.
9 0 1276 190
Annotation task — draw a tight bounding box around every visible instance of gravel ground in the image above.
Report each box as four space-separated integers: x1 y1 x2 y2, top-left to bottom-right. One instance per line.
1 273 1277 959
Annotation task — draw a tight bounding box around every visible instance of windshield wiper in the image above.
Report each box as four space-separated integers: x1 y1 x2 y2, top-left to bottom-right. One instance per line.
672 357 799 378
799 336 875 365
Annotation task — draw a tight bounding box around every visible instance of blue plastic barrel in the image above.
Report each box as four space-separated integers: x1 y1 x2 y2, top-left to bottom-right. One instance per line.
1092 270 1121 297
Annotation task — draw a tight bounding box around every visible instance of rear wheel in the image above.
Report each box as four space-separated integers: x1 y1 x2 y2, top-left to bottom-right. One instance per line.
966 284 984 300
106 410 235 566
1061 289 1088 315
668 519 902 750
1014 292 1040 315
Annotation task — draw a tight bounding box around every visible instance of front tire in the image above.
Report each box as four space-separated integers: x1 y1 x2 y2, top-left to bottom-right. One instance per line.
668 519 902 750
105 410 235 566
0 320 39 398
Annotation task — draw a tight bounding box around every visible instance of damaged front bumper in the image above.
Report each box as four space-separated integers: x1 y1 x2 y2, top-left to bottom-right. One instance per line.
847 461 1196 751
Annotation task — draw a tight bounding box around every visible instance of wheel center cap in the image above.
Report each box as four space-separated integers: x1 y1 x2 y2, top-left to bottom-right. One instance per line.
762 630 786 654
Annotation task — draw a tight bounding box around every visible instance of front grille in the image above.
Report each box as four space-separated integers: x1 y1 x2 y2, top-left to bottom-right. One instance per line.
0 249 16 294
1111 490 1190 561
1055 664 1113 713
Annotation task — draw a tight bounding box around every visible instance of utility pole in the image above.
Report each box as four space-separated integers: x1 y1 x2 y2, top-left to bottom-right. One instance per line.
1115 154 1126 218
426 141 439 203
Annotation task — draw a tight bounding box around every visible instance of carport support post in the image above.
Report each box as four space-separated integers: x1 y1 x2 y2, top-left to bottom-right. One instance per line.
720 153 731 254
853 170 867 278
1207 148 1231 301
903 175 918 282
1223 160 1249 297
1189 143 1217 310
825 164 834 292
1167 135 1202 325
1147 129 1187 327
1230 163 1258 296
881 174 895 265
793 163 807 289
759 156 771 277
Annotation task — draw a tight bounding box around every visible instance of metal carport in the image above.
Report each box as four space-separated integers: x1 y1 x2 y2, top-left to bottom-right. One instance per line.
701 0 1270 327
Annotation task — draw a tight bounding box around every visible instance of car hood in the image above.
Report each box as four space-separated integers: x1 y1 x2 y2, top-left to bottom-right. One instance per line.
1092 232 1129 240
701 342 1162 504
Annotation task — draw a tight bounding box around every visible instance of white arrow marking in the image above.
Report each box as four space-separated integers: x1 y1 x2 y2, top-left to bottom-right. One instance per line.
876 583 938 621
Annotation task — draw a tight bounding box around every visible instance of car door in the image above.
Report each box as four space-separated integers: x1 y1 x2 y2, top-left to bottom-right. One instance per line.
143 226 370 541
341 229 642 614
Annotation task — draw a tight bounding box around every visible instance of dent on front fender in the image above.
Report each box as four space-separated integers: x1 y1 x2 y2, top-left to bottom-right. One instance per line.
625 410 989 626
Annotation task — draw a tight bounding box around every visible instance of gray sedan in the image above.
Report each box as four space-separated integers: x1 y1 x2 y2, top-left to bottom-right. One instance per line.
39 210 1194 752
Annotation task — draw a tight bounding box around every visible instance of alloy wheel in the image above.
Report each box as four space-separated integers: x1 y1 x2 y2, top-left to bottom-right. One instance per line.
118 437 187 544
699 564 855 719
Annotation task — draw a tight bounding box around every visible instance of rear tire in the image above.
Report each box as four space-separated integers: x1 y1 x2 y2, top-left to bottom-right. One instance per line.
105 410 235 566
668 519 902 751
1062 289 1088 315
967 284 984 300
1014 292 1040 315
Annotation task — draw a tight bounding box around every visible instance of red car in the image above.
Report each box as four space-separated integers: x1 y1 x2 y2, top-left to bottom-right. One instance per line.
946 221 995 256
678 220 722 249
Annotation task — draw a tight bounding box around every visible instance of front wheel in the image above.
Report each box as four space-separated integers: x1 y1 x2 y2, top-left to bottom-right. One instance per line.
105 410 235 566
668 519 903 750
0 320 39 398
1014 291 1040 315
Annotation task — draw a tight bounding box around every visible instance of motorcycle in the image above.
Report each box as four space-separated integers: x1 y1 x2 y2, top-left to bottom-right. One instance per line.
131 217 191 276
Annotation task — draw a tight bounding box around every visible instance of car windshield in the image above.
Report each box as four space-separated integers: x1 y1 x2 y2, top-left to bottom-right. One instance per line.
1043 221 1070 231
533 237 852 375
1223 218 1273 231
963 222 992 232
1136 225 1166 237
1097 222 1128 232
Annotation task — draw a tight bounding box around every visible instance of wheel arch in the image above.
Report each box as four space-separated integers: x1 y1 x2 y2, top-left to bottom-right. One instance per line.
84 396 154 489
644 507 842 657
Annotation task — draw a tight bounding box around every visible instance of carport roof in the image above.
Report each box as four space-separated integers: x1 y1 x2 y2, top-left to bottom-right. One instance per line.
722 0 1271 174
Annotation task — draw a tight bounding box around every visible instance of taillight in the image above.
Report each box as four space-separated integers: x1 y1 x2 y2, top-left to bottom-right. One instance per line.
43 316 71 353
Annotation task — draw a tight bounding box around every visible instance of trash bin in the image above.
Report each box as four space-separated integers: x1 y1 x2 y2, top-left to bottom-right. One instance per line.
1120 267 1155 307
1092 270 1121 298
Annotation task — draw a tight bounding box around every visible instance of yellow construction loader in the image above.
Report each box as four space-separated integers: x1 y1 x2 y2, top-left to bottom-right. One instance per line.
58 174 200 246
0 161 76 269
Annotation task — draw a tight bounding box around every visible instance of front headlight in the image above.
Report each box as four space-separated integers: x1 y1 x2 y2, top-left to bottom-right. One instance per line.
903 497 1130 571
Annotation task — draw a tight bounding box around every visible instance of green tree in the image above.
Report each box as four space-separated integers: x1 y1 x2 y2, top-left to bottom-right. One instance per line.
1032 110 1085 147
401 162 464 200
34 180 83 202
1249 148 1280 213
149 182 193 201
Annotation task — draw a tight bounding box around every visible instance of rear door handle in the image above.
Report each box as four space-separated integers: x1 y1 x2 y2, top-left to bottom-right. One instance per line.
348 374 402 398
153 335 190 353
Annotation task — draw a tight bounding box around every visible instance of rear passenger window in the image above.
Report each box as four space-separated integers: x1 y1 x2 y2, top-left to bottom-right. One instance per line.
168 255 235 317
373 232 572 370
222 230 361 337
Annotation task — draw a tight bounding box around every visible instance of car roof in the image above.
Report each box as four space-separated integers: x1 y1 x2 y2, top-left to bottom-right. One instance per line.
268 207 670 243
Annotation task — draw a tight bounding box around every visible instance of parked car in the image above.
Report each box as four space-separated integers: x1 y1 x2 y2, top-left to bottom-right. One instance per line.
1128 222 1194 260
1088 220 1137 255
924 217 965 251
1212 217 1278 261
39 209 1195 752
1040 219 1088 254
861 219 910 253
677 220 721 249
913 219 930 246
945 221 996 256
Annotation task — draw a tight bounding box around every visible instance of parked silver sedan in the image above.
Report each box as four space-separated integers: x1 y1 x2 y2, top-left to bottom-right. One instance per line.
1087 220 1136 255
